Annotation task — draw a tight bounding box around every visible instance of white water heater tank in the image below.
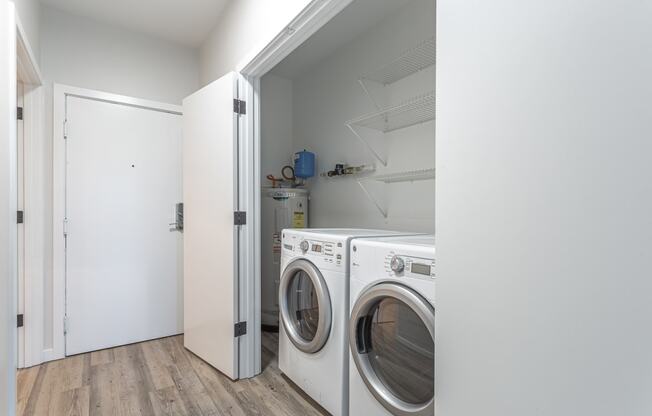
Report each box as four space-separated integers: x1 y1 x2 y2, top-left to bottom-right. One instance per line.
261 187 309 327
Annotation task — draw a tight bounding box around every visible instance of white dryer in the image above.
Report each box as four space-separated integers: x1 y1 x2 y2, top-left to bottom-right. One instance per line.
279 229 415 416
349 235 435 416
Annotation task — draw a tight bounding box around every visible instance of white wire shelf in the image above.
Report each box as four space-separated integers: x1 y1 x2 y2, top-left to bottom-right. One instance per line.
368 168 435 183
357 168 435 218
360 37 435 85
347 92 435 134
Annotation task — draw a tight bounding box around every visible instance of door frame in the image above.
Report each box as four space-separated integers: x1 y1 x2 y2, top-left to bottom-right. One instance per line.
234 0 354 377
52 84 181 360
16 12 44 369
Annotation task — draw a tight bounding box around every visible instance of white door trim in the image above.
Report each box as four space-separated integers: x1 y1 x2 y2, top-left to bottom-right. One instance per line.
16 10 44 369
233 0 354 378
234 74 259 377
52 84 181 361
16 13 42 87
237 0 354 77
16 81 24 369
20 83 46 368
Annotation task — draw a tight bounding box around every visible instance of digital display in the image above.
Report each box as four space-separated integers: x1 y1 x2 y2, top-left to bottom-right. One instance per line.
312 244 322 253
411 263 431 276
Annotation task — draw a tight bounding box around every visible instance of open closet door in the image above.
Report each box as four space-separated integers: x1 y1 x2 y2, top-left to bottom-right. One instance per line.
183 71 242 380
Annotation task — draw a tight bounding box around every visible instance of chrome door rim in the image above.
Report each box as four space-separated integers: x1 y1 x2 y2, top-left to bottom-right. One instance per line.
279 259 332 353
349 282 435 416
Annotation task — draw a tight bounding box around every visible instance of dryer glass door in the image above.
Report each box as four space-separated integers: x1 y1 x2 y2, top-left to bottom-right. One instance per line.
288 270 320 339
350 282 434 416
280 259 332 353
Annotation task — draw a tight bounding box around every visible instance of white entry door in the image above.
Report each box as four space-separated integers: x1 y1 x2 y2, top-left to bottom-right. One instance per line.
65 95 183 356
183 71 241 380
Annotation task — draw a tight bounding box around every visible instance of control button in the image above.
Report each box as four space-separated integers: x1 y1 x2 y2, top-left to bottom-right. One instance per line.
300 240 310 252
390 256 405 273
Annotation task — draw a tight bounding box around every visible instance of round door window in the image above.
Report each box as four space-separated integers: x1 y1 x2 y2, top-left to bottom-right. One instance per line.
350 283 434 416
287 269 320 341
280 259 332 353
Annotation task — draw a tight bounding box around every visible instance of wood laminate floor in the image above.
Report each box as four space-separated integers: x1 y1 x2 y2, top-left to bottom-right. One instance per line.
17 332 327 416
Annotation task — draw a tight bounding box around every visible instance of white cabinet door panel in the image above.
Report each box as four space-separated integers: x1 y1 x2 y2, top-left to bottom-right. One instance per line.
183 71 239 379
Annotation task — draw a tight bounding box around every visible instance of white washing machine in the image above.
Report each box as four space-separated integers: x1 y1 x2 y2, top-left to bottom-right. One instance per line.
279 229 415 416
349 235 435 416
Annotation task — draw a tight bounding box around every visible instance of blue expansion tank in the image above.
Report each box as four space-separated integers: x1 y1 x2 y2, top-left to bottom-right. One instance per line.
294 150 315 179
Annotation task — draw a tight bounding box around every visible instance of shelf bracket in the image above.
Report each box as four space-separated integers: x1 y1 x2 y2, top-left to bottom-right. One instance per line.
358 79 384 111
346 124 388 167
357 180 388 218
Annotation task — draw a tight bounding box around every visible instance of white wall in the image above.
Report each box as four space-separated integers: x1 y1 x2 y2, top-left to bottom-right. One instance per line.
436 1 652 415
290 0 435 232
199 0 311 85
261 74 294 183
41 6 199 104
0 2 17 415
9 0 39 63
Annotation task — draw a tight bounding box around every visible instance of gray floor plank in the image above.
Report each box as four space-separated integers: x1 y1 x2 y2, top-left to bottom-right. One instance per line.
18 333 327 416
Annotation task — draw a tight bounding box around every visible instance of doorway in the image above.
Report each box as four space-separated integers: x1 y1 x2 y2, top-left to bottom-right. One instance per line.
247 0 435 379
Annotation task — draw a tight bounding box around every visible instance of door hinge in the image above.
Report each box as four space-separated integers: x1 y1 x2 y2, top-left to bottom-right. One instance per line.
233 99 246 115
63 316 69 335
63 218 68 236
175 202 184 231
17 314 24 328
17 210 24 224
234 321 247 337
63 119 68 139
234 211 247 225
17 107 23 120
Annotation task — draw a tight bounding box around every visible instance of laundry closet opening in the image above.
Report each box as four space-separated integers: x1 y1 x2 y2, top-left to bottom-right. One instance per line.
254 1 436 413
258 0 435 332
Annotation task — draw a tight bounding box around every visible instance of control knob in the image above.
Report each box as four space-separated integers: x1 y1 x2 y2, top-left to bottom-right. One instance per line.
300 240 310 252
390 255 405 273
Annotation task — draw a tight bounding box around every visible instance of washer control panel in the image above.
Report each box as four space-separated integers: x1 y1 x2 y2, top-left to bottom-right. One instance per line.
283 233 344 267
385 252 435 279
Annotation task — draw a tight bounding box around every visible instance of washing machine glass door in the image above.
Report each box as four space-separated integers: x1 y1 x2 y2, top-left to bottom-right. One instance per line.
279 259 332 353
350 282 434 416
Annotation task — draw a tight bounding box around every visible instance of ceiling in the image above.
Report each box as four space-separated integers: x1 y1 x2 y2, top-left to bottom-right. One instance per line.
39 0 230 47
271 0 412 79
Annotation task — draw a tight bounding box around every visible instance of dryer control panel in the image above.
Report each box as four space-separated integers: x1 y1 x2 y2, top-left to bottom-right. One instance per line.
384 253 435 280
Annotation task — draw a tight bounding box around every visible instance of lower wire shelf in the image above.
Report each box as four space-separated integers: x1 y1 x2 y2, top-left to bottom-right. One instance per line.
368 168 435 183
357 168 435 217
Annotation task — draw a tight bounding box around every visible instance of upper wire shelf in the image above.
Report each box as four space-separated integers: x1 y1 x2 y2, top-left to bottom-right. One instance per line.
347 92 435 133
360 37 435 85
